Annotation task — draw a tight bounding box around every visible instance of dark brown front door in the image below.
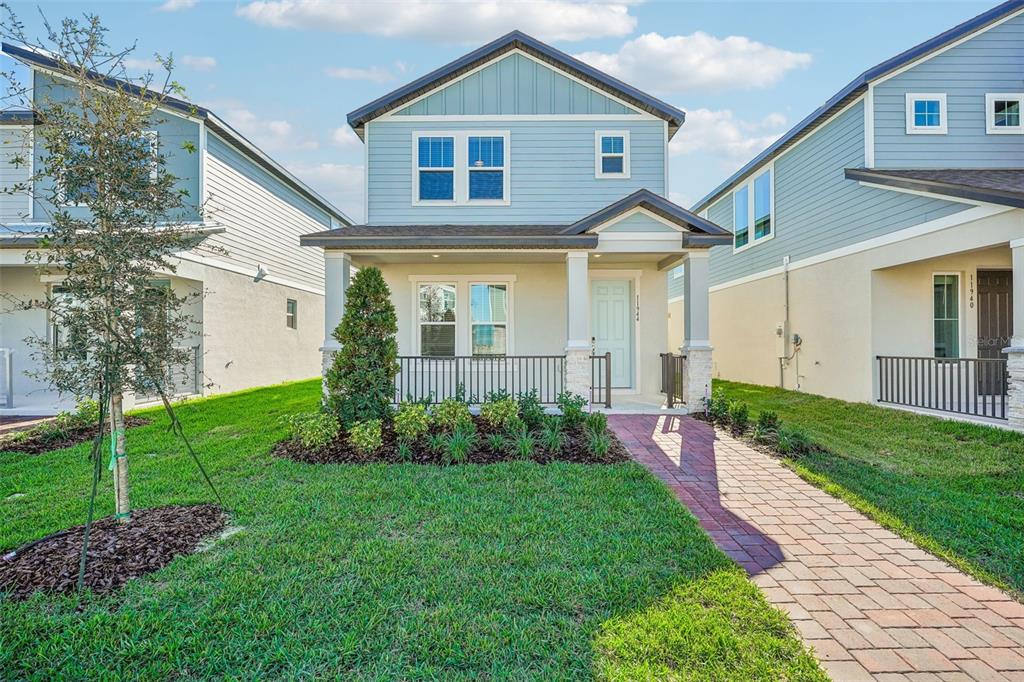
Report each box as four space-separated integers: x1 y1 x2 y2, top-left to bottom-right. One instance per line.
977 269 1012 395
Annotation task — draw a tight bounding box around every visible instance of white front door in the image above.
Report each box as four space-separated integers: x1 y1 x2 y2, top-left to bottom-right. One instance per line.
591 279 633 388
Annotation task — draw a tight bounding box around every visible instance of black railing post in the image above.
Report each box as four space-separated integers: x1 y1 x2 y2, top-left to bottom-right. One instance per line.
603 352 612 408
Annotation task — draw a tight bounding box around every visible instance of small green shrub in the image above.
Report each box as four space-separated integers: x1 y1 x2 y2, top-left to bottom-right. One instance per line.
348 419 383 455
286 412 341 452
705 388 729 424
540 426 564 453
483 389 511 403
396 441 414 462
727 400 750 434
756 410 780 432
557 392 587 427
541 414 563 433
75 398 101 426
433 398 472 432
502 415 526 437
427 432 446 453
486 433 507 453
584 411 607 435
444 429 476 464
776 425 814 456
394 403 429 444
480 397 519 431
587 431 611 459
517 391 546 429
511 431 536 459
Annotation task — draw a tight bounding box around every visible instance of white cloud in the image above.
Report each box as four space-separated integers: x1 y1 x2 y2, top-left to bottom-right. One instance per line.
236 0 636 43
123 57 162 71
331 126 362 149
325 65 396 84
208 100 319 153
286 162 365 222
182 55 217 72
575 32 811 94
670 108 787 164
158 0 198 11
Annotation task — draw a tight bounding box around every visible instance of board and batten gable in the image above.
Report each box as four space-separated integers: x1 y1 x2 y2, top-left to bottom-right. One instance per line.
0 124 31 223
30 72 202 223
708 99 970 287
873 10 1024 168
202 132 330 291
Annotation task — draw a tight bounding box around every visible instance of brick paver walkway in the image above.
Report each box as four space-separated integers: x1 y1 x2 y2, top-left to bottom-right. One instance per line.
610 414 1024 681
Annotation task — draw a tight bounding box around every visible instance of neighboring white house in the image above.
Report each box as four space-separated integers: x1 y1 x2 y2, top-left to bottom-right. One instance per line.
301 32 732 411
691 0 1024 428
0 44 352 417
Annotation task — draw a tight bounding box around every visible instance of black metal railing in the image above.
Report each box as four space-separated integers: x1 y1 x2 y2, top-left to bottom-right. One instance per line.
661 352 686 408
394 355 566 404
135 345 201 403
877 355 1008 420
590 352 612 408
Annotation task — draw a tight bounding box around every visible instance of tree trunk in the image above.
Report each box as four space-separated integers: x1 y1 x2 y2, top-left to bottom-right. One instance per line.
109 391 130 523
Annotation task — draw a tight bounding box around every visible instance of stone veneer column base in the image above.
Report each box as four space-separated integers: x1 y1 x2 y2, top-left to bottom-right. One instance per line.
681 346 713 412
565 347 592 401
1005 347 1024 431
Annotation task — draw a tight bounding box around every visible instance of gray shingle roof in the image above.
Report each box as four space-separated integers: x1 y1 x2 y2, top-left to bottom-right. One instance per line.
844 168 1024 208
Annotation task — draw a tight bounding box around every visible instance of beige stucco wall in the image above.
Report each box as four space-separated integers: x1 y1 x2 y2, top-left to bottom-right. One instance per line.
709 207 1023 403
668 299 684 351
0 265 53 405
371 259 668 396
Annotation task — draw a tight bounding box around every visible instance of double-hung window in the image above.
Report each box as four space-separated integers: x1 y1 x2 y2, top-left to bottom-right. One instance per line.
595 131 630 178
733 185 749 249
418 282 457 356
468 136 505 201
286 299 297 329
732 167 773 251
985 93 1024 134
906 93 947 134
470 283 508 356
416 136 455 202
933 274 960 358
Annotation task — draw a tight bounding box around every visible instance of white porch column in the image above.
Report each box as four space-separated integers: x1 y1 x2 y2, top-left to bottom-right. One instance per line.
681 250 712 410
565 251 591 398
322 251 351 391
1004 238 1024 430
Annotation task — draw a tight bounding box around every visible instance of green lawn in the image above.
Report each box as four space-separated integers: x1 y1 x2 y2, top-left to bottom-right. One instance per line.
714 380 1024 600
1 380 823 680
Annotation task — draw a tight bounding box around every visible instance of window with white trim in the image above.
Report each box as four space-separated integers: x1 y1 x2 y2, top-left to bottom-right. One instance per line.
905 93 947 134
470 283 508 356
60 129 158 205
286 299 297 329
413 131 510 205
595 131 630 178
985 93 1023 134
418 282 457 356
467 136 505 201
416 136 455 202
933 274 959 358
732 167 773 251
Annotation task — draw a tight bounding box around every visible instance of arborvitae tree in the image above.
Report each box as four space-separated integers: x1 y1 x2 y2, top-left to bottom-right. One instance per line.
326 267 399 424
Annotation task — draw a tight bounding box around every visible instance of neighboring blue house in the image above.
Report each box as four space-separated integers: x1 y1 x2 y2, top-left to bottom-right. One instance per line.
691 0 1024 428
0 43 351 415
302 31 731 409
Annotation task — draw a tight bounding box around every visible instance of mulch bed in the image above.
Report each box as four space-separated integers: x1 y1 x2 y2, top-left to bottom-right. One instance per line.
0 416 150 455
273 415 631 465
0 504 227 601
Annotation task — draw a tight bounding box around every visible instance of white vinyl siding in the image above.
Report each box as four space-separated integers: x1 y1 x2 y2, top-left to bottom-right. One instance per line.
0 125 32 222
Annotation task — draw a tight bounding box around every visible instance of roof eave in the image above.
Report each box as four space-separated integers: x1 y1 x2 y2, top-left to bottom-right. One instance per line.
300 234 598 249
844 168 1024 209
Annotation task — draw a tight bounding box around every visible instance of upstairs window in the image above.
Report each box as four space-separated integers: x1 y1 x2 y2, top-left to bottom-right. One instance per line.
732 167 773 251
905 93 947 134
416 135 454 202
61 130 158 205
468 136 505 201
986 93 1023 134
753 170 772 240
733 186 749 249
595 131 630 178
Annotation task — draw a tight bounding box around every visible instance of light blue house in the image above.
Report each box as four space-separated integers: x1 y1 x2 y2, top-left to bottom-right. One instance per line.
690 0 1024 428
0 43 351 415
303 32 731 409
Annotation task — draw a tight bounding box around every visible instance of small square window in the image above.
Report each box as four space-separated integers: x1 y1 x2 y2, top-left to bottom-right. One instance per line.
595 131 629 178
906 94 947 134
986 93 1024 134
286 299 297 329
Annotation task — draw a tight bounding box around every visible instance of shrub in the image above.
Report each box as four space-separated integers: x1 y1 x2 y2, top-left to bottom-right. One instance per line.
583 411 607 435
587 431 611 459
348 419 383 455
444 428 476 464
326 267 399 425
287 412 341 452
394 403 429 444
503 415 526 437
486 433 508 453
433 398 472 432
541 414 563 433
483 389 511 403
705 388 729 424
557 392 587 427
756 410 780 432
511 431 536 459
777 425 814 456
75 397 101 426
427 432 446 454
540 426 564 453
517 391 546 429
480 397 519 431
727 401 750 435
396 441 414 462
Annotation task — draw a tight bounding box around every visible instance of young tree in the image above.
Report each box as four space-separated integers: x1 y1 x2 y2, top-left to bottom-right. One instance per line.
1 10 210 523
326 267 399 424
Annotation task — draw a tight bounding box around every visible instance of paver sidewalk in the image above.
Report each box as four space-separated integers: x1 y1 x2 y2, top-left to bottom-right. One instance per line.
610 414 1024 682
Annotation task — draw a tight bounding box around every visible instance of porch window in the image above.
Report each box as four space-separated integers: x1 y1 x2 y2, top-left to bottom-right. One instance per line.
906 94 947 134
467 136 505 200
418 282 456 356
470 283 508 356
416 136 454 201
733 185 749 249
595 131 630 178
985 93 1024 134
933 274 959 358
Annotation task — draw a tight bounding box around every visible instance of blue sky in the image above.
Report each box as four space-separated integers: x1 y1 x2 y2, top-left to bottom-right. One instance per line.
2 0 997 222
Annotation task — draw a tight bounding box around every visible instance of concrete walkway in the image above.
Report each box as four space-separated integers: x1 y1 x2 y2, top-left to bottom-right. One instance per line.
610 414 1024 682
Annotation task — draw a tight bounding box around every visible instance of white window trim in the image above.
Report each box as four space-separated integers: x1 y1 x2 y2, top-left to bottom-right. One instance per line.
732 164 775 254
411 131 511 207
985 93 1024 135
410 275 516 356
286 298 297 330
932 271 962 359
594 130 630 179
905 93 947 135
469 280 513 356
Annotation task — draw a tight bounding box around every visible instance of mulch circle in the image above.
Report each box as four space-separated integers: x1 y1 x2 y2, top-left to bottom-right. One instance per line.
0 416 151 455
0 504 227 601
273 415 631 465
